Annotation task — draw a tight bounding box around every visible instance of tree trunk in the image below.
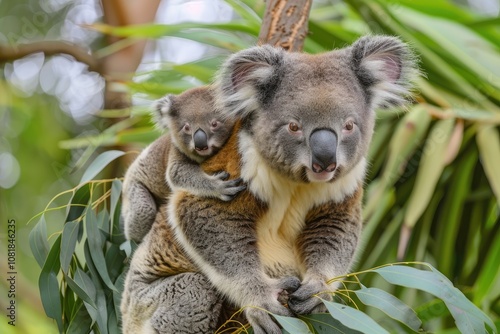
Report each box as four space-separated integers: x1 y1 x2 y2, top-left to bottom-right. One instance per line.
258 0 313 52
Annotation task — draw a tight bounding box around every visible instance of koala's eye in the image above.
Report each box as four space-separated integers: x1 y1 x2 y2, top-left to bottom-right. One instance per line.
183 123 191 133
343 120 354 132
210 120 220 130
288 122 301 133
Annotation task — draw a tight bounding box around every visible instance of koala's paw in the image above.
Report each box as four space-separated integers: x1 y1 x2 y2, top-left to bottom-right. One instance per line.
212 172 247 201
276 276 301 304
288 279 333 315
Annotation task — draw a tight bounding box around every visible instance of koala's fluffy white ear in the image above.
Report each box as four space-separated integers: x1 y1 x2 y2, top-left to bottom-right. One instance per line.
351 35 418 109
215 45 285 118
152 94 175 130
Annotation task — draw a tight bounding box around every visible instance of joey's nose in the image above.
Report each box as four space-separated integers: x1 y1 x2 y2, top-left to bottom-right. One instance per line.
310 129 337 173
193 129 208 151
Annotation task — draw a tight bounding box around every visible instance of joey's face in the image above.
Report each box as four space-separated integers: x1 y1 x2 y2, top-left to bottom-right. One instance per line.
155 86 235 162
173 112 234 158
251 83 373 183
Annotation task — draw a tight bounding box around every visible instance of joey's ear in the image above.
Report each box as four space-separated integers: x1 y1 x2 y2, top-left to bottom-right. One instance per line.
351 35 419 109
152 94 176 130
215 45 286 118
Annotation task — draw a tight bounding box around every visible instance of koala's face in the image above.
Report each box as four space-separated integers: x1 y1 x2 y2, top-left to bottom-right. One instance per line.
217 36 417 183
154 87 235 161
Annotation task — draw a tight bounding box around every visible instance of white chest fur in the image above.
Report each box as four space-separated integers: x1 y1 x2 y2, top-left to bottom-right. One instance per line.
239 132 366 277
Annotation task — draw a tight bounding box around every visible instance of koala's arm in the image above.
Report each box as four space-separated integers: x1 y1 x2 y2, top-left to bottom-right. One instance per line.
166 148 245 201
288 187 363 315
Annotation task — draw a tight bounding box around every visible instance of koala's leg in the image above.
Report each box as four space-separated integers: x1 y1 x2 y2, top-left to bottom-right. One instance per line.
150 272 224 334
170 194 300 334
123 181 157 243
289 189 363 315
122 271 223 334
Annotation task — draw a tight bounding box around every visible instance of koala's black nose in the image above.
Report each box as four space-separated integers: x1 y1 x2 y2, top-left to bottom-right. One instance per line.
310 129 337 173
193 129 208 151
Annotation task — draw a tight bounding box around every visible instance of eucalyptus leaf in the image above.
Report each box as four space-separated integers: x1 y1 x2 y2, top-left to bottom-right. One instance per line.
271 314 312 334
80 150 125 184
404 118 455 228
374 265 495 332
65 272 97 310
477 125 500 206
322 300 389 334
60 221 80 273
66 183 91 223
301 313 363 334
29 215 49 268
39 235 63 332
354 286 421 331
85 210 117 292
67 303 93 334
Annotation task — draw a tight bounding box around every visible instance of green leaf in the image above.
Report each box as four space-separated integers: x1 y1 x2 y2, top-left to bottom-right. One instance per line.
84 242 109 334
113 270 127 325
80 150 125 184
65 270 97 309
395 7 500 91
354 286 421 331
60 221 80 273
105 243 124 282
109 180 122 241
404 118 455 228
39 235 63 332
66 183 91 223
301 313 363 334
271 314 312 334
322 300 389 334
224 0 262 26
85 209 117 292
171 63 215 83
374 265 495 332
477 125 500 207
29 215 49 268
92 21 259 38
383 105 432 187
67 303 93 334
473 228 500 305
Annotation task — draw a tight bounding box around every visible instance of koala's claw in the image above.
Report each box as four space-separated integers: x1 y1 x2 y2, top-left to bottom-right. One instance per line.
288 279 332 315
214 171 230 181
277 276 301 305
278 276 301 293
217 177 247 201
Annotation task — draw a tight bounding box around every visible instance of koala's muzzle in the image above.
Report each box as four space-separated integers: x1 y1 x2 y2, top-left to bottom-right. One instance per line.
310 129 337 173
193 129 208 151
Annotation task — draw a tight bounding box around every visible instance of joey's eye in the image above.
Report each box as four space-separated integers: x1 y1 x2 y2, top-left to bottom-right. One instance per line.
288 122 301 133
183 123 191 133
343 120 354 132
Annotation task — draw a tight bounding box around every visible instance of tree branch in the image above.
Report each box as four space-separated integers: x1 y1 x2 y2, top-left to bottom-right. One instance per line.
0 41 101 73
258 0 313 52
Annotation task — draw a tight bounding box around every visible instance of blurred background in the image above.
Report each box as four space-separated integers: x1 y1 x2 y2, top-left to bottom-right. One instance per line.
0 0 499 333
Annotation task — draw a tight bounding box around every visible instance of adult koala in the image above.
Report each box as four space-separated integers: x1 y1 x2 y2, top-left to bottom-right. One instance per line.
121 35 417 334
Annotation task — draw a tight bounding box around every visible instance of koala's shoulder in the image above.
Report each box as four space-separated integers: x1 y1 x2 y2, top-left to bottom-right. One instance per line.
143 134 171 169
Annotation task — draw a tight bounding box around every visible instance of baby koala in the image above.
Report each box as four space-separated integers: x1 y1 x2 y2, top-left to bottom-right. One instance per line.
122 86 245 243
